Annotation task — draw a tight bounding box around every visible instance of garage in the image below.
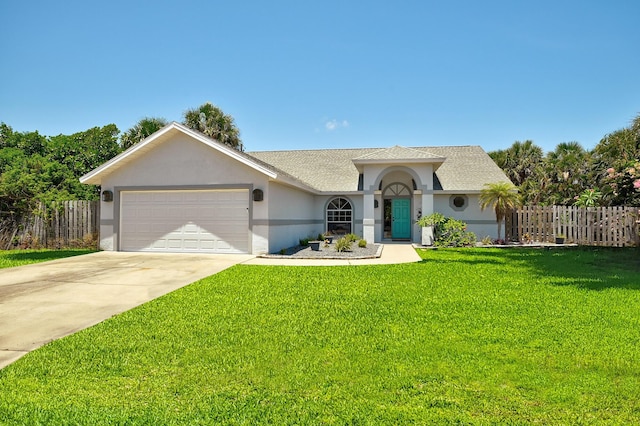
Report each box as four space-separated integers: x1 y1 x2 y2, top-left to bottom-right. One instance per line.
119 189 249 253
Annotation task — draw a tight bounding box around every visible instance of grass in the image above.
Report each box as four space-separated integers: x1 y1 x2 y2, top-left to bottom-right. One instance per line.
1 247 640 424
0 249 96 269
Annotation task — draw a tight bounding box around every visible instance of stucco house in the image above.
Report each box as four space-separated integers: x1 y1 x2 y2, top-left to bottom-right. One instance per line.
80 122 510 254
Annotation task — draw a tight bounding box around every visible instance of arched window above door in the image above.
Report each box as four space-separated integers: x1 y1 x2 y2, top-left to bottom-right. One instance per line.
383 183 411 197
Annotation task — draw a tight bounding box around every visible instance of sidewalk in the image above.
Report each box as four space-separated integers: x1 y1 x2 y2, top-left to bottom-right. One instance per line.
241 243 421 266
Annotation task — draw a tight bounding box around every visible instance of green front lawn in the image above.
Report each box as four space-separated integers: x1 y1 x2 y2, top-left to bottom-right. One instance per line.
0 249 96 269
1 248 639 424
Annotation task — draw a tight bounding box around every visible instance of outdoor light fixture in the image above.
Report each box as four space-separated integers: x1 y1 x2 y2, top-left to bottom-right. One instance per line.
101 190 113 202
253 188 264 202
374 199 379 208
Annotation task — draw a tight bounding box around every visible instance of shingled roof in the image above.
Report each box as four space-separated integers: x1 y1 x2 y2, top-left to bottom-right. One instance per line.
248 145 509 192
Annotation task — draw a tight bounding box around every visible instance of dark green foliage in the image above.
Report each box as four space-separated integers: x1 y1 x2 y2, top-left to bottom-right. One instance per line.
120 117 168 149
299 238 310 246
417 213 476 247
182 102 242 150
489 114 640 206
0 123 121 216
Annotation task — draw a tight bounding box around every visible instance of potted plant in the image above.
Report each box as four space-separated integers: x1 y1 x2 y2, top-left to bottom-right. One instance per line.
309 240 322 251
322 232 334 244
555 234 566 245
416 212 444 246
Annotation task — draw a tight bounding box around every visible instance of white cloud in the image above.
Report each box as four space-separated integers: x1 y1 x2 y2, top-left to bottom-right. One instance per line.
325 119 349 131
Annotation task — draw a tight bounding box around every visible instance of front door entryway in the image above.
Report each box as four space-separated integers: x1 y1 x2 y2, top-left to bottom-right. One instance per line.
391 198 411 239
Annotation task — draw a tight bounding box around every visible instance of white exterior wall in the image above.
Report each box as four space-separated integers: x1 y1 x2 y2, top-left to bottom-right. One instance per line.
433 193 498 240
98 134 271 254
266 182 318 253
266 190 366 253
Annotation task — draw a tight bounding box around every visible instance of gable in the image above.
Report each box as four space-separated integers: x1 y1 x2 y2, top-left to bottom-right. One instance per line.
102 132 273 187
80 122 276 185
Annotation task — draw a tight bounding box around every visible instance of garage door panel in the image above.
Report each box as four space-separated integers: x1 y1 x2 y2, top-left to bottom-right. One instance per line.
120 190 249 254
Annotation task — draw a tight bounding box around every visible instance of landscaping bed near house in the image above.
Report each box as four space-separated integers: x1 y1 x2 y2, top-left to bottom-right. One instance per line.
263 242 382 259
1 247 640 424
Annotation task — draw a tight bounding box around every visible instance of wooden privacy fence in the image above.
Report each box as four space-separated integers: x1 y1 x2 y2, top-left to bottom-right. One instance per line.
506 205 640 247
0 200 99 250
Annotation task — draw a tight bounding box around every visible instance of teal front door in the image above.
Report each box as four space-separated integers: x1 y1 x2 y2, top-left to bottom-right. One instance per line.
392 198 411 239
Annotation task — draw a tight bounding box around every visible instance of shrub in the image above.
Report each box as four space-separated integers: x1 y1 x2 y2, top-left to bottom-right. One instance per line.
335 237 352 252
416 212 446 229
358 239 367 248
481 235 493 245
345 233 359 243
417 213 476 247
299 238 310 246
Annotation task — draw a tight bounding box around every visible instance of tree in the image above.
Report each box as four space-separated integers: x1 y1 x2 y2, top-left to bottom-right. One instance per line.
590 114 640 206
0 123 47 156
120 117 168 150
601 161 640 206
543 141 590 205
182 102 242 150
489 140 544 204
47 124 121 177
0 124 121 217
479 181 520 241
489 140 543 187
592 114 640 169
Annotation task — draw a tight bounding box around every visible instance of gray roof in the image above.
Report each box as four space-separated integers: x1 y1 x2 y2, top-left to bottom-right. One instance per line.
353 145 445 161
247 145 510 192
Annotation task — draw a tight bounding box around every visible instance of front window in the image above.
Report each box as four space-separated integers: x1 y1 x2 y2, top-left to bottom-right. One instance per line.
326 197 352 235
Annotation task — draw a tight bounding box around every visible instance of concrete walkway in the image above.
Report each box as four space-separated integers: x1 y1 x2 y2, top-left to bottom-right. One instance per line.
0 251 254 369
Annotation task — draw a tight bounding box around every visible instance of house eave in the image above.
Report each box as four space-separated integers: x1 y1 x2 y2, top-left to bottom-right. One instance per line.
352 158 445 166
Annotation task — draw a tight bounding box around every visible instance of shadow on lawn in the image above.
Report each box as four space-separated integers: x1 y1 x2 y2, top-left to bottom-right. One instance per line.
2 249 94 262
422 247 640 291
527 247 640 291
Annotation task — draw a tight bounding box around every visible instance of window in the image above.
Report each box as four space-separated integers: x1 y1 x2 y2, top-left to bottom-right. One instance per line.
449 195 468 211
383 183 411 197
326 197 352 235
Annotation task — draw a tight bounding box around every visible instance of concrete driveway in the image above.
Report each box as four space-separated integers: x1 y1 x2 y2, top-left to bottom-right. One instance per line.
0 251 254 369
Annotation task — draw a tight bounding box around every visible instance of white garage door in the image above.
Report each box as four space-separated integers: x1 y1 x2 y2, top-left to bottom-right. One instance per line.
120 189 249 253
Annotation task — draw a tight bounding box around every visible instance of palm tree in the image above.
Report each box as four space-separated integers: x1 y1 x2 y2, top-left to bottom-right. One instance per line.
479 181 520 241
182 102 242 151
544 141 590 205
489 140 544 204
120 117 168 150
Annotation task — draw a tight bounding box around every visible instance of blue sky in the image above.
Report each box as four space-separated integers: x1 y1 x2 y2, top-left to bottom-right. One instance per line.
1 1 638 153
